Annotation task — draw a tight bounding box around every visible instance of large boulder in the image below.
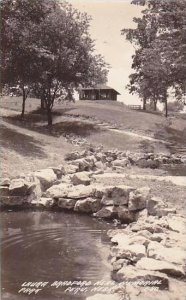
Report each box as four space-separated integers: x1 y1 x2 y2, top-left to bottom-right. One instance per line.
71 172 91 186
112 158 130 168
0 178 10 186
46 183 72 198
112 186 135 206
147 197 176 217
0 186 10 197
147 241 186 265
100 185 135 206
128 187 150 211
111 243 146 262
117 207 136 223
74 198 101 213
167 215 186 234
71 156 96 171
136 158 160 169
66 185 95 199
63 164 79 174
9 178 33 196
58 198 77 210
31 197 54 208
0 195 26 206
136 257 185 277
93 206 117 219
34 169 57 190
113 265 169 289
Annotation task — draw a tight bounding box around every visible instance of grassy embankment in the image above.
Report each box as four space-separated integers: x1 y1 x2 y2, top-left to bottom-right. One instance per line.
0 96 186 179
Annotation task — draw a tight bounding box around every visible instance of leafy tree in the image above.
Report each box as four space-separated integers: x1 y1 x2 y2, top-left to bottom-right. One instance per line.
1 0 108 124
122 0 186 117
0 0 55 117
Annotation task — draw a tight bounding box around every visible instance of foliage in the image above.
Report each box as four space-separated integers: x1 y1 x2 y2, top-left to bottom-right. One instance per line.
122 0 186 116
0 0 108 124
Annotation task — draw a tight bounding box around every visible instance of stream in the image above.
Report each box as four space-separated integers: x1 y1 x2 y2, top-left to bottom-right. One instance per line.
1 210 115 300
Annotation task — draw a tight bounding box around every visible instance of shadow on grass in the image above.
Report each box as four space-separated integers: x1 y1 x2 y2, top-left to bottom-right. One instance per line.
0 124 47 158
154 124 186 154
2 111 101 138
42 121 101 137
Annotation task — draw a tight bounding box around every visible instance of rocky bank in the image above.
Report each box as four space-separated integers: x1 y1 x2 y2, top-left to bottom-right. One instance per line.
0 147 186 300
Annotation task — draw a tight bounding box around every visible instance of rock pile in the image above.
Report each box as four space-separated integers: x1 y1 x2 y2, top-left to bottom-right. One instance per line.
102 213 186 300
65 148 185 172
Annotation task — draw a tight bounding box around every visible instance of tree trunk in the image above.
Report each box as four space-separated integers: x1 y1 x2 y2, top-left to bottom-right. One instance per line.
47 107 53 126
153 100 157 111
40 96 46 112
21 87 26 118
164 94 168 118
143 97 146 110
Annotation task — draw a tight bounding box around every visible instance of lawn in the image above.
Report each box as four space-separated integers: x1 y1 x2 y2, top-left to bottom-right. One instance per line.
0 96 186 179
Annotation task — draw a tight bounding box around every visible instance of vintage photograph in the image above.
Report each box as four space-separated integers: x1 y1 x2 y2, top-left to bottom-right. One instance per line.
0 0 186 299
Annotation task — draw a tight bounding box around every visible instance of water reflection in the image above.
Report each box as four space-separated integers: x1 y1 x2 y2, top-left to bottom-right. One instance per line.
1 210 113 300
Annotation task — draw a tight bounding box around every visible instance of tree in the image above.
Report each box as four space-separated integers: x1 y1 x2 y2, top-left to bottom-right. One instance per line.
31 1 108 125
122 0 186 117
1 0 108 125
0 0 55 117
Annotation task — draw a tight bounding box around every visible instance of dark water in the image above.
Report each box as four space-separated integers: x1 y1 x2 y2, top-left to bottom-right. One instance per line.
0 210 114 300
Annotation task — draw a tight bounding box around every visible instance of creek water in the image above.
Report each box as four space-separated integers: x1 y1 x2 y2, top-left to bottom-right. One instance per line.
1 210 115 300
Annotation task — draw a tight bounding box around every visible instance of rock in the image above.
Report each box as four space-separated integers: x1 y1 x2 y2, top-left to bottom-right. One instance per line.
157 207 176 217
136 158 160 169
112 258 129 271
112 186 135 206
161 231 186 250
93 185 113 199
58 198 77 210
111 232 149 248
151 233 166 242
0 186 10 197
0 178 10 186
117 207 136 223
32 197 54 207
111 243 146 262
101 196 114 206
136 209 148 221
128 187 150 211
71 157 95 172
34 169 57 189
93 206 117 219
9 179 32 196
147 197 176 217
114 265 169 289
71 172 91 186
136 257 185 277
64 164 79 174
65 151 82 161
48 166 63 179
147 197 165 215
94 161 105 170
112 158 130 168
100 185 135 206
67 185 95 199
147 241 186 265
74 198 101 213
46 183 72 198
167 215 186 233
0 196 26 206
134 230 152 240
129 217 168 234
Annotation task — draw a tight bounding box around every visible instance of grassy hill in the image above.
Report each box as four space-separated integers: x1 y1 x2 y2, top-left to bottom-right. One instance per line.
0 96 186 178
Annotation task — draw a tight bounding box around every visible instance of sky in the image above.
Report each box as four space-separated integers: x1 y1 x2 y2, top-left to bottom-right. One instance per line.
68 0 142 104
